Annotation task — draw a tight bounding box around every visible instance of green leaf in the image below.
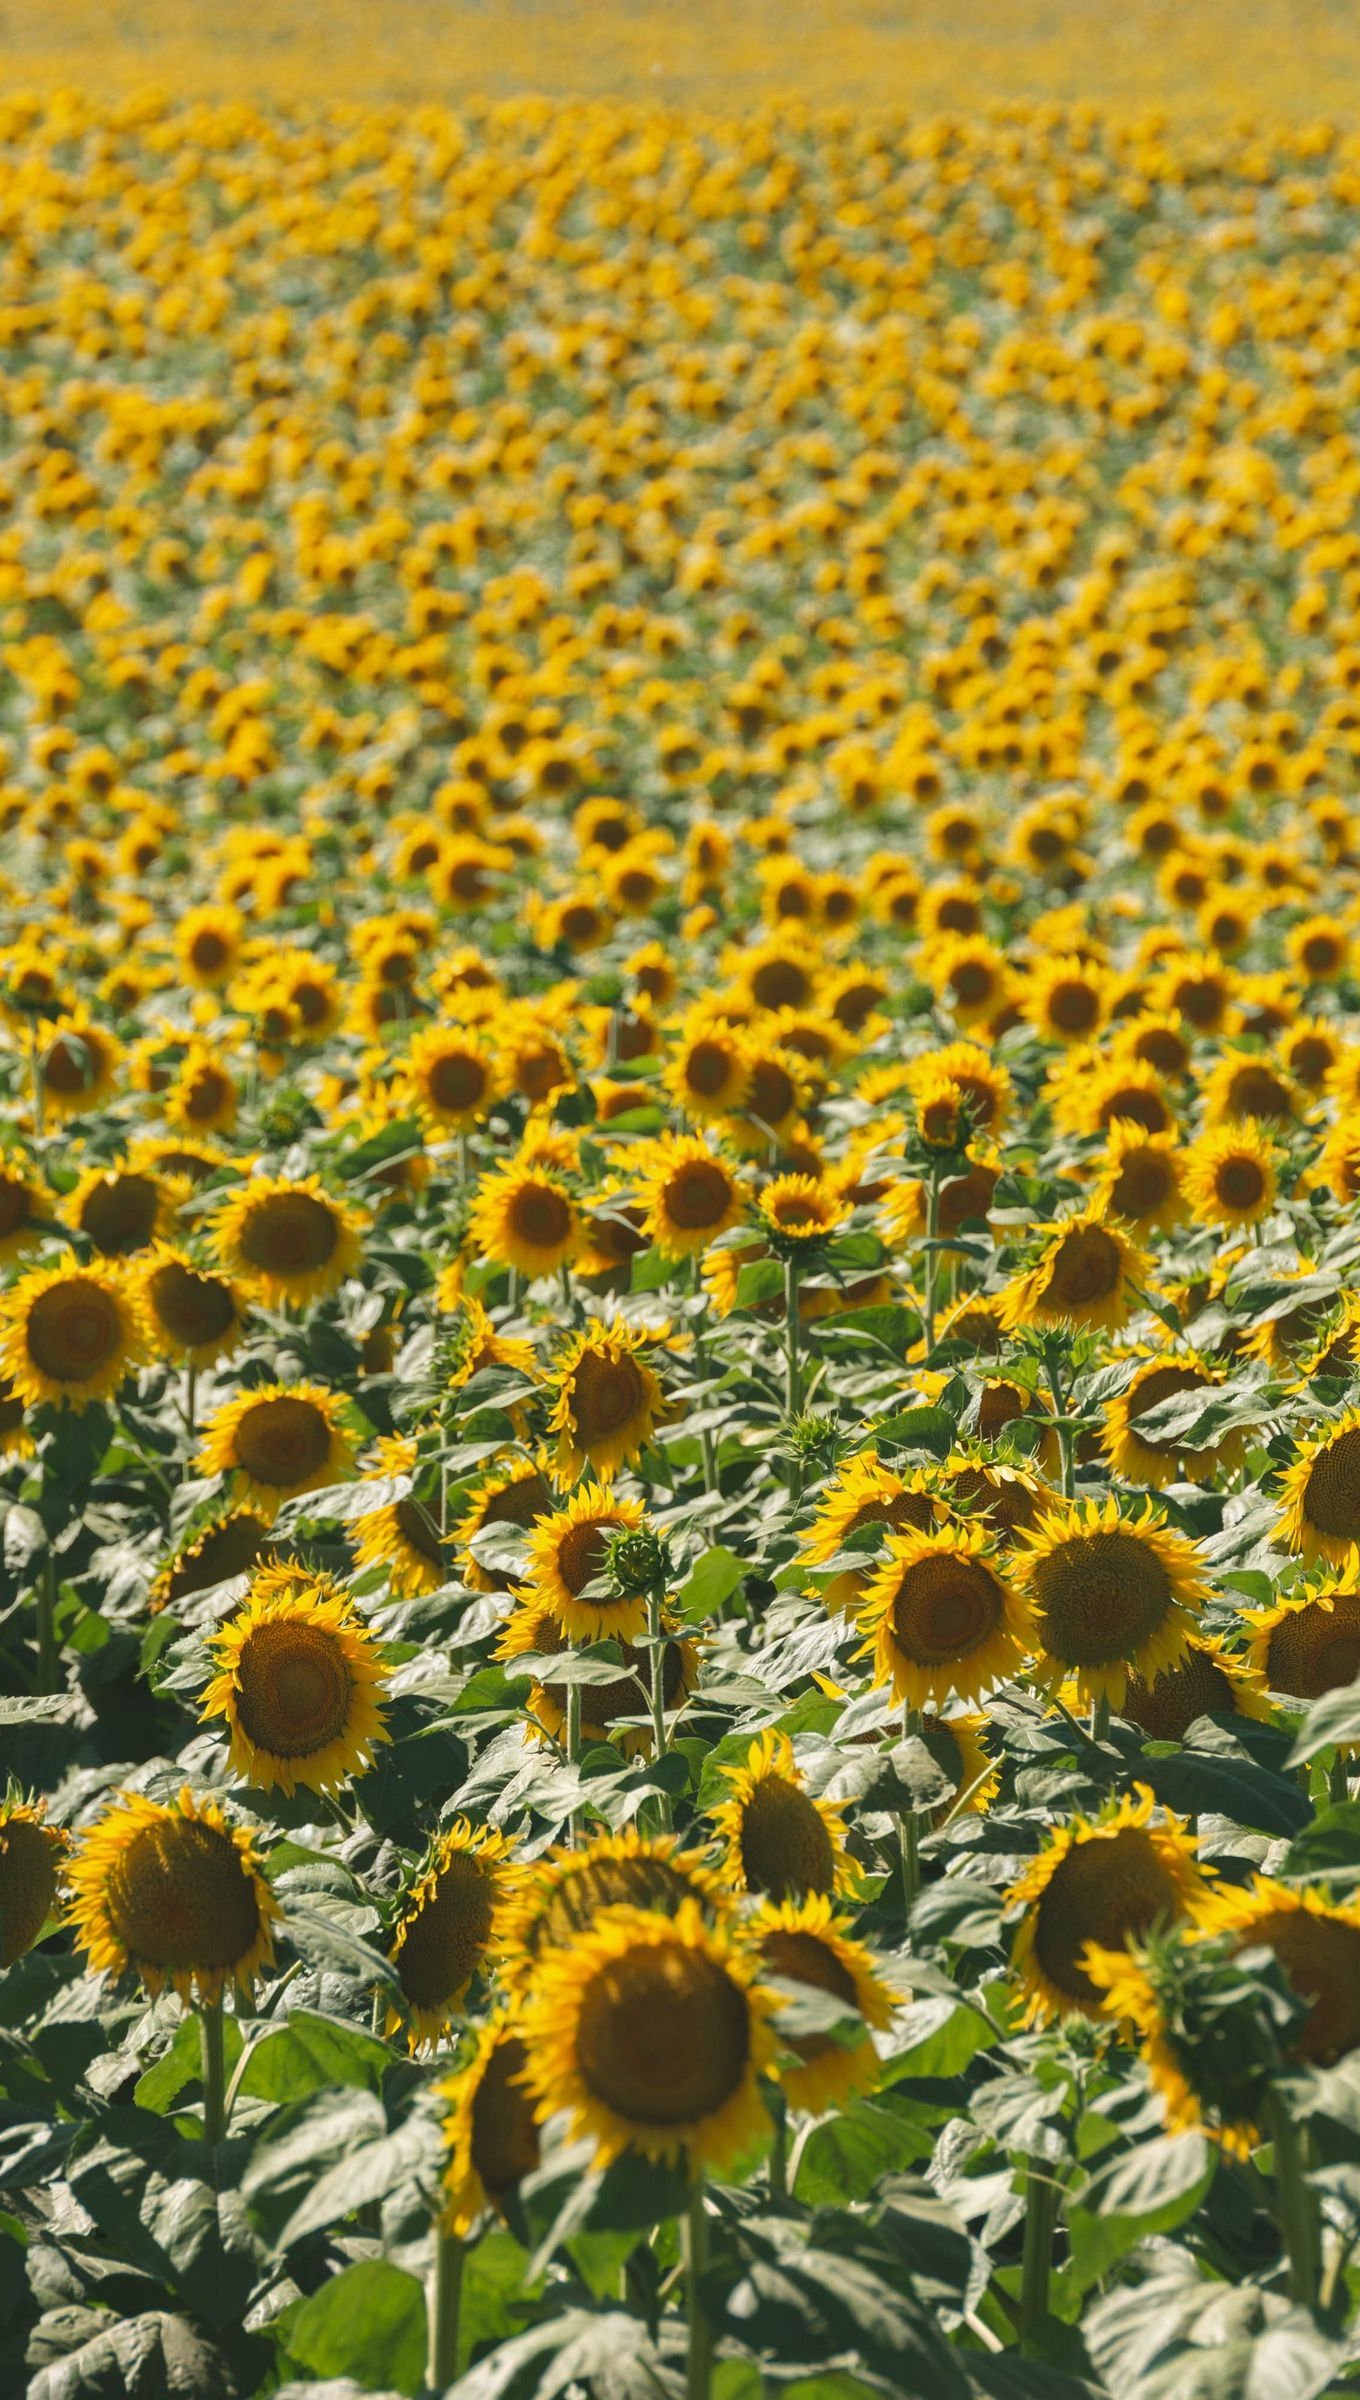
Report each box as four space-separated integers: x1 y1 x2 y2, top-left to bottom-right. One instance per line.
734 1257 786 1309
795 2096 930 2203
452 2308 669 2400
724 2236 970 2398
283 1900 402 1989
675 1545 745 1621
1287 1680 1360 1766
287 2260 426 2399
236 2007 390 2101
872 1407 957 1458
28 2309 233 2400
630 1243 675 1293
1067 2135 1215 2293
135 2013 242 2114
278 2112 441 2245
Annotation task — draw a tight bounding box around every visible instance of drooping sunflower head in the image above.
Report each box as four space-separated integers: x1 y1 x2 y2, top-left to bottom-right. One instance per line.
709 1729 852 1903
198 1380 353 1518
752 1890 896 2115
1190 1878 1360 2068
390 1820 515 2050
136 1245 245 1369
1016 1495 1211 1707
1122 1633 1273 1740
439 2006 542 2234
524 1482 650 1642
518 1899 778 2170
0 1259 144 1411
1183 1122 1281 1230
1275 1412 1360 1565
856 1520 1030 1710
1101 1349 1243 1489
467 1162 582 1281
0 1794 66 1968
634 1132 746 1260
212 1173 365 1308
937 1448 1053 1548
999 1206 1148 1336
201 1561 391 1795
151 1506 273 1614
67 1786 280 2005
497 1827 725 1989
1007 1785 1209 2024
546 1316 672 1488
801 1452 936 1616
453 1451 555 1592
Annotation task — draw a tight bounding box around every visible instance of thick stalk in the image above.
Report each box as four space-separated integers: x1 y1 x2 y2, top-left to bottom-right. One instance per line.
1329 1754 1349 1807
648 1588 669 1764
35 1554 58 1695
1268 2087 1319 2308
427 2224 465 2392
690 1258 718 1496
922 1167 941 1355
784 1257 801 1419
900 1701 921 1917
768 2087 788 2201
1043 1357 1075 1499
199 1999 226 2149
1090 1692 1110 1743
28 1024 44 1139
1019 2156 1058 2348
685 2183 713 2400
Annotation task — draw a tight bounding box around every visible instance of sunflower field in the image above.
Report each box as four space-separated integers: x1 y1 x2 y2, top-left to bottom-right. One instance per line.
8 74 1360 2400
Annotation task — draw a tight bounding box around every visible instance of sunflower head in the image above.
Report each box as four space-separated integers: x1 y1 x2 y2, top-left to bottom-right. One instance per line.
497 1828 725 1988
634 1132 745 1259
801 1453 937 1616
0 1260 144 1411
468 1162 582 1280
999 1207 1149 1335
1017 1495 1211 1707
524 1483 650 1642
67 1786 280 2004
200 1562 391 1794
752 1890 896 2115
198 1380 353 1518
1246 1568 1360 1706
1007 1785 1209 2024
1101 1349 1242 1489
546 1316 672 1487
1183 1122 1281 1230
137 1245 244 1369
1275 1412 1360 1565
0 1795 66 1968
710 1729 852 1902
1189 1877 1360 2069
756 1173 848 1257
390 1821 514 2050
212 1173 364 1308
856 1522 1031 1710
518 1899 778 2170
439 2007 542 2233
453 1452 555 1592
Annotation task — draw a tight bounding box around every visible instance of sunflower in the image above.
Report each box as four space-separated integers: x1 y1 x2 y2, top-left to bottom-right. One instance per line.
634 1132 746 1259
151 1507 273 1612
1024 953 1111 1046
1199 1049 1299 1130
1286 914 1352 985
1090 1123 1188 1233
999 1207 1148 1335
1080 1940 1255 2159
1008 1786 1209 2023
352 1437 449 1597
66 1786 280 2005
166 1042 238 1136
801 1452 936 1616
439 2006 542 2234
453 1452 555 1592
1245 1568 1360 1703
518 1899 778 2170
211 1173 365 1309
0 1796 66 1967
524 1483 650 1641
1182 1123 1281 1230
1299 1296 1360 1383
905 1041 1012 1139
175 903 244 988
389 1820 514 2049
663 1017 753 1123
0 1157 45 1262
1017 1496 1212 1708
1275 1410 1360 1564
200 1562 391 1794
0 1260 143 1410
920 1712 1000 1820
402 1021 503 1131
497 1828 725 1987
36 1011 121 1119
857 1522 1031 1709
752 1892 896 2114
1188 1878 1360 2066
938 1450 1053 1546
1057 1055 1176 1140
63 1164 178 1260
1101 1350 1244 1488
1121 1635 1274 1740
198 1380 353 1517
468 1162 582 1280
710 1729 852 1902
497 1602 698 1757
135 1245 246 1369
546 1316 672 1486
756 1174 850 1249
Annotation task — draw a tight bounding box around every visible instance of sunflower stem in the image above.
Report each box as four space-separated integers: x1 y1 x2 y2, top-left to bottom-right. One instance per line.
1090 1692 1110 1743
1043 1357 1075 1499
1268 2086 1320 2308
1019 2154 1058 2350
685 2181 713 2400
183 1364 197 1440
427 2223 464 2391
899 1701 922 1916
1329 1753 1349 1807
922 1167 940 1356
34 1554 58 1695
784 1257 801 1422
28 1022 44 1140
647 1587 670 1773
199 1999 226 2149
768 2085 789 2200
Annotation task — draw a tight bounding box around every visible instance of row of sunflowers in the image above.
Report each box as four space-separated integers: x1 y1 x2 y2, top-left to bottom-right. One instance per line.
5 80 1360 2400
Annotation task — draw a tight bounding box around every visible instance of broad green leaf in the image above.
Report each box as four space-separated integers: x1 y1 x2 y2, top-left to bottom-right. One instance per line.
278 2112 441 2245
1067 2135 1215 2293
236 2007 390 2101
135 2013 243 2115
795 2096 933 2203
28 2308 233 2400
675 1544 745 1620
1287 1680 1360 1766
287 2261 426 2398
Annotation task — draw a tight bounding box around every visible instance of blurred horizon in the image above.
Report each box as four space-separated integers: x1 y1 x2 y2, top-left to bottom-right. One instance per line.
8 0 1359 118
